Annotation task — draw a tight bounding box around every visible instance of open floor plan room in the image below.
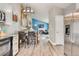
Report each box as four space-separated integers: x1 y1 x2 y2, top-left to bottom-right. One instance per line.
0 3 79 56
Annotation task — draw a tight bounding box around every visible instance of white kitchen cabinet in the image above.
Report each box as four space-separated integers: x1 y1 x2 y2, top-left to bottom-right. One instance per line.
13 33 18 56
55 16 64 45
49 15 64 45
49 7 64 45
76 4 79 10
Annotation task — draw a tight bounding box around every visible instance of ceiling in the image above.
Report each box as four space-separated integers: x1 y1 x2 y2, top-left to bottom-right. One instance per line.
25 3 71 9
23 3 72 23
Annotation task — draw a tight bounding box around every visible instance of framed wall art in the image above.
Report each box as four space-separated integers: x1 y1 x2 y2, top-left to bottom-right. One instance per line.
12 15 18 22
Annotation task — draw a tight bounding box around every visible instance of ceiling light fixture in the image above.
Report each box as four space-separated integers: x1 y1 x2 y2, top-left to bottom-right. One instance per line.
23 9 26 12
31 9 34 13
26 7 34 13
26 9 30 12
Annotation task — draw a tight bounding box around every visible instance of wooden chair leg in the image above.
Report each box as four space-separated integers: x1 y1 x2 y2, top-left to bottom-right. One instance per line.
25 41 26 48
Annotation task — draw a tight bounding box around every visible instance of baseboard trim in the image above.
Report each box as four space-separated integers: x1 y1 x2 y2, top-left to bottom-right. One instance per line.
48 40 64 56
48 39 64 46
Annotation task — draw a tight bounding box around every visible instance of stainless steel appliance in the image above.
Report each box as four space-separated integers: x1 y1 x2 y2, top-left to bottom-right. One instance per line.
0 37 12 56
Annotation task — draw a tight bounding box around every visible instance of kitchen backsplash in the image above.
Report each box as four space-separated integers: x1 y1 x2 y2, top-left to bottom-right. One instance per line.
0 22 21 34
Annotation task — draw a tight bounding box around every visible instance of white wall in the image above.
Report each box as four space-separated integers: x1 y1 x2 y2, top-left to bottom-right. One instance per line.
0 3 21 34
64 3 76 15
26 3 49 23
49 7 64 45
32 7 49 23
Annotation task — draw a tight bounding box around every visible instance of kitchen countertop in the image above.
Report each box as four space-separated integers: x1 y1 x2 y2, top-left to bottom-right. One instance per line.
0 35 13 41
0 27 28 41
0 32 18 41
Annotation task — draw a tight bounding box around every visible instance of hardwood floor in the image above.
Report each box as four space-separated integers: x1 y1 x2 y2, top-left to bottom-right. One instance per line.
17 42 55 56
17 34 64 56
